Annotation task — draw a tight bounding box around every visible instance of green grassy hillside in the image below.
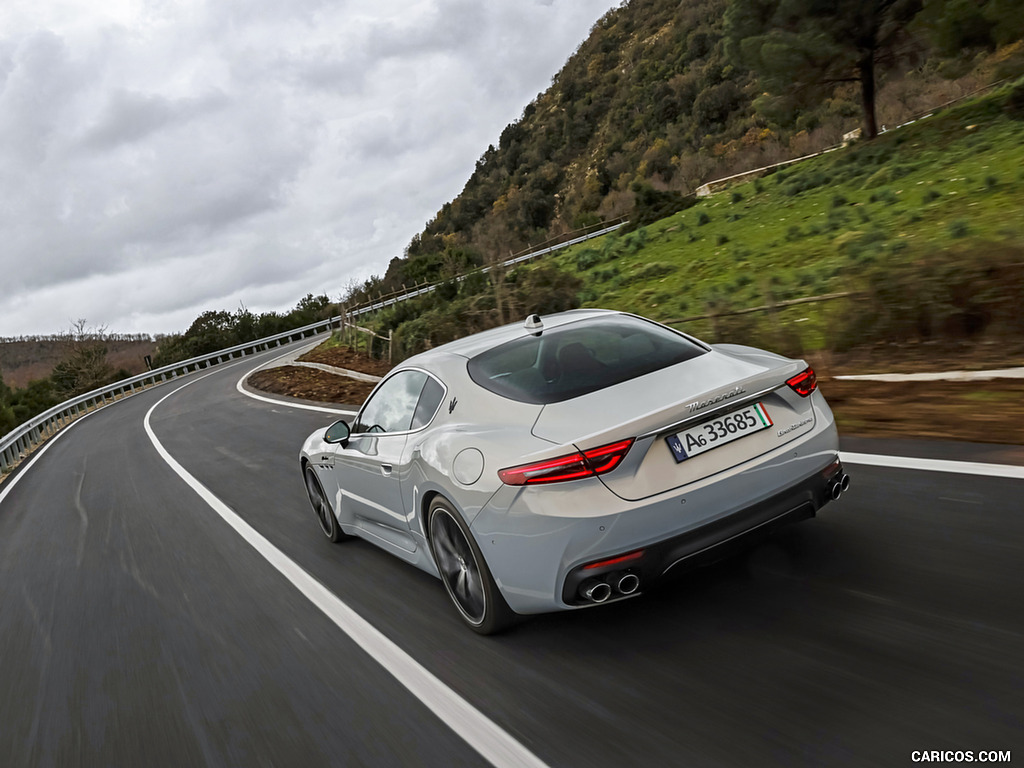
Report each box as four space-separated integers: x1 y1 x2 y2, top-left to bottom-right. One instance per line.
549 82 1024 355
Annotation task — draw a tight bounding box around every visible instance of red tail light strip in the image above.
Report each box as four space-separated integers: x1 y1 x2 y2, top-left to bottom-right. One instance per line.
785 367 817 397
498 438 635 486
582 549 645 570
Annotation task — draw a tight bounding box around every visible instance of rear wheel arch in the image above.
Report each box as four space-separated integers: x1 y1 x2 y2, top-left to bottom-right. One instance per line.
425 495 514 635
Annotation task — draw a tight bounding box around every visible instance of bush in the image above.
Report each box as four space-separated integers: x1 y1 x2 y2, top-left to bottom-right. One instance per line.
949 219 970 238
1004 80 1024 119
623 262 677 285
575 248 603 271
869 188 898 205
628 183 696 229
782 170 828 197
697 211 711 226
861 167 892 189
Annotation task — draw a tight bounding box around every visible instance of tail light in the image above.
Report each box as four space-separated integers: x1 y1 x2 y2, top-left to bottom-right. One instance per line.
498 438 635 486
786 367 817 397
582 549 645 570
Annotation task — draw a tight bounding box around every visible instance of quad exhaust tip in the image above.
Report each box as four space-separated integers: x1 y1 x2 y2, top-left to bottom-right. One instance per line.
579 571 642 603
617 573 640 595
830 473 851 501
581 580 613 603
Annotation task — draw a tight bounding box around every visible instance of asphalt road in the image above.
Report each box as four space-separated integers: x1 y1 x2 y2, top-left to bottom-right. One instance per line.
1 341 1021 767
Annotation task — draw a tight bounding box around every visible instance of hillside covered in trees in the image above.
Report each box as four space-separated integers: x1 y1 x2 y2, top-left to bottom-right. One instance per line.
347 0 1023 306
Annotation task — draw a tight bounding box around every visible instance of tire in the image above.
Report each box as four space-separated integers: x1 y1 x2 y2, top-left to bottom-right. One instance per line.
303 465 348 543
427 497 514 635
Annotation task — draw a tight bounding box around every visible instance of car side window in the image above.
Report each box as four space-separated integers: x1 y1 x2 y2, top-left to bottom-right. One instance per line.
411 375 445 430
353 370 428 434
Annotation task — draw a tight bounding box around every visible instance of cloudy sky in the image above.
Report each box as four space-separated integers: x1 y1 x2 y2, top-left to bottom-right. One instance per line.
0 0 619 338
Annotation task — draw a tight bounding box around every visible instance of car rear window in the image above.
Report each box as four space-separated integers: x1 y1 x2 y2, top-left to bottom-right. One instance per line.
467 315 708 404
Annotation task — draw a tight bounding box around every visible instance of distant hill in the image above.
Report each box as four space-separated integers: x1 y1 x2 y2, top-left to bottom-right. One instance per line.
0 337 156 389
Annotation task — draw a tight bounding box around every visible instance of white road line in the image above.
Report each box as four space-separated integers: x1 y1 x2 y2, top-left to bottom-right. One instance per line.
835 367 1024 382
0 413 95 505
235 344 358 417
840 452 1024 479
144 371 550 768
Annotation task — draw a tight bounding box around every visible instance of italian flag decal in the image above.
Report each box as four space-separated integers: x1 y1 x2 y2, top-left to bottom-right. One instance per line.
753 402 772 427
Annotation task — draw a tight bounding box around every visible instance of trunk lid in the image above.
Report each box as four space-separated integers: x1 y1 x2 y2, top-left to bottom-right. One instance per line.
530 345 816 501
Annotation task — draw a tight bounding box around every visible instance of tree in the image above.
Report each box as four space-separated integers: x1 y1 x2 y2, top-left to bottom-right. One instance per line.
726 0 924 139
50 320 115 397
918 0 1024 54
0 371 16 436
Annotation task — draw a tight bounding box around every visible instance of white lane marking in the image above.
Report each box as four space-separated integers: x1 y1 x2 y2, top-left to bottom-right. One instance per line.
841 452 1024 479
144 374 549 768
235 343 357 416
835 367 1024 382
0 414 95 505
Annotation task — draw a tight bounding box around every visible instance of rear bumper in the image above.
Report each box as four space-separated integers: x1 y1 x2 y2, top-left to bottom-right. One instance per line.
560 459 846 605
473 414 843 615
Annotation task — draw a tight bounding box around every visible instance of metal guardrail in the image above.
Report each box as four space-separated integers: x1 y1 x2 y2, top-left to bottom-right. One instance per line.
0 316 340 476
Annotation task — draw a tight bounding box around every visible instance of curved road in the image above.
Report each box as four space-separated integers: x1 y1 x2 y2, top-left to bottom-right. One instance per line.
1 341 1021 767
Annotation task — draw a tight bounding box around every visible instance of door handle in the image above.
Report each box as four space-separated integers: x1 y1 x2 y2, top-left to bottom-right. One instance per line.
380 463 393 476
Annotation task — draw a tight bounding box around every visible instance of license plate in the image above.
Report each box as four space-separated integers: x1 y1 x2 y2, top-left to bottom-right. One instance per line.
665 402 773 462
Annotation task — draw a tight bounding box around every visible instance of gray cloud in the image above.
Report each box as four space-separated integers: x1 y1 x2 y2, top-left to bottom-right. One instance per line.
0 0 617 337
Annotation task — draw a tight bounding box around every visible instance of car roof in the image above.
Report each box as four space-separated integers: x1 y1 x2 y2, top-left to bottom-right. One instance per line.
400 308 623 367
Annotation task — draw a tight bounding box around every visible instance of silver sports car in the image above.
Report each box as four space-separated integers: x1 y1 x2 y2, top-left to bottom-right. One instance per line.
300 309 848 633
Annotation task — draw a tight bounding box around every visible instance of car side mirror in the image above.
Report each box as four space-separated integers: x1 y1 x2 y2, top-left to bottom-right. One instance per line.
324 419 350 446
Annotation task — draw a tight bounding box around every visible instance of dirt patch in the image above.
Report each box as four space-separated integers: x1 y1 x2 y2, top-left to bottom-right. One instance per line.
247 366 379 406
297 344 394 377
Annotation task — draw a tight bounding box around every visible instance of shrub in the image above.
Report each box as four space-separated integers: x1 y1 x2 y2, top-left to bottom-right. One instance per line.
593 267 620 282
731 191 743 204
825 210 848 232
629 183 696 229
890 164 913 180
861 167 891 189
869 188 898 205
716 234 729 245
575 248 603 271
1008 80 1024 119
697 211 711 226
636 262 678 280
831 194 849 208
923 189 942 203
949 219 970 238
835 229 887 261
